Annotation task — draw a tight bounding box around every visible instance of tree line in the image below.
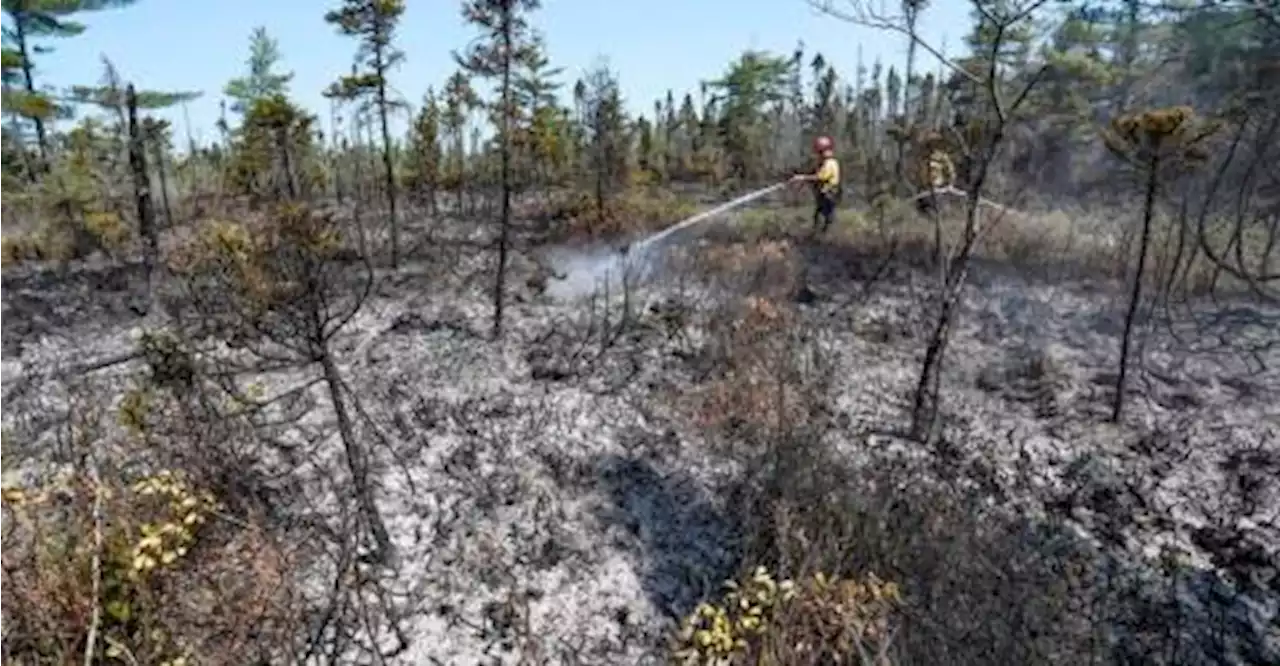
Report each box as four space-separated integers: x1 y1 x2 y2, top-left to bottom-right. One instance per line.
5 1 1274 220
3 0 1275 376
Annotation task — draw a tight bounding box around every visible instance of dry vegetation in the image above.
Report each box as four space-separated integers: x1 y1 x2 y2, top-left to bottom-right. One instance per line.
3 0 1278 665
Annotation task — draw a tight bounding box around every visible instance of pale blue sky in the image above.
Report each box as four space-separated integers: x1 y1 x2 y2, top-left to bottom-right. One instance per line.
25 0 973 146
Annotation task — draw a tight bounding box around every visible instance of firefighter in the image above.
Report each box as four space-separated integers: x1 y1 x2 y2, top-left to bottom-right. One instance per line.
791 135 841 234
924 147 956 191
910 130 955 192
912 131 956 215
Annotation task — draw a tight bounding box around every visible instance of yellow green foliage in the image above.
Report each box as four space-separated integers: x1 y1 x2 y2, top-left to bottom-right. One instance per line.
168 206 349 350
629 166 661 189
2 469 220 664
1103 106 1220 165
85 211 132 251
674 566 797 664
0 199 81 265
2 234 35 264
226 95 319 200
170 219 273 304
0 224 81 265
127 473 216 575
29 220 80 261
673 567 902 665
118 386 155 434
1 180 125 267
4 462 304 665
510 104 573 185
3 88 61 121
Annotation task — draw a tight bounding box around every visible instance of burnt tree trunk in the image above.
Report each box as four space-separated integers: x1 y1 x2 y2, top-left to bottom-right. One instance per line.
911 278 959 443
275 126 299 201
910 149 993 443
1112 154 1160 422
331 100 345 206
151 141 174 229
126 85 157 313
14 15 48 168
374 44 400 269
492 6 514 339
320 351 394 564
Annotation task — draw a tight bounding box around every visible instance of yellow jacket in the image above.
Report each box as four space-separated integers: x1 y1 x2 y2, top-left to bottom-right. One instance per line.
815 156 840 195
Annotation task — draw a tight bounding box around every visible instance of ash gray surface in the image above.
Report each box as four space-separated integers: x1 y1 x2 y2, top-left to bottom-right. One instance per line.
3 233 1277 664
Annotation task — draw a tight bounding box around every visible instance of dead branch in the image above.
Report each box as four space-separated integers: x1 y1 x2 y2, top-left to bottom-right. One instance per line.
806 0 980 84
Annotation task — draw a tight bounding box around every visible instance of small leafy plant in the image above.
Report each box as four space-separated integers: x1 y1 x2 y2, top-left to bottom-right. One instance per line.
672 566 902 665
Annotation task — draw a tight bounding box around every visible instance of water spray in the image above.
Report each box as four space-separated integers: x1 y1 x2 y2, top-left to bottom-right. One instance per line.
547 181 790 300
628 181 787 255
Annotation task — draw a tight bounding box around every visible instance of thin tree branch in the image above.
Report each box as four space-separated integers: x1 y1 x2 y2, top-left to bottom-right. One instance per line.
805 0 981 84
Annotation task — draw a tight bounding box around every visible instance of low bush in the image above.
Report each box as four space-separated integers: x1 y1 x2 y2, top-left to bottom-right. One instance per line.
541 187 700 242
2 468 304 665
666 251 1124 665
83 211 134 255
673 566 901 666
0 211 131 267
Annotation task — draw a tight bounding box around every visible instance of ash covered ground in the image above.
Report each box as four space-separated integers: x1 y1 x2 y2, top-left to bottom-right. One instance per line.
3 214 1278 665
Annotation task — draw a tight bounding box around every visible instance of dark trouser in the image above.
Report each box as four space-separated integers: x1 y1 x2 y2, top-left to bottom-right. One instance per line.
813 192 836 233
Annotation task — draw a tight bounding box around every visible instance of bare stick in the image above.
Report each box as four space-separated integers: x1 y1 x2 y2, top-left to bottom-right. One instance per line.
82 452 104 666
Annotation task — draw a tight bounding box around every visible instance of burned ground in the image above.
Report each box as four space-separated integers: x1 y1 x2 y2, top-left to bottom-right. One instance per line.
2 210 1277 665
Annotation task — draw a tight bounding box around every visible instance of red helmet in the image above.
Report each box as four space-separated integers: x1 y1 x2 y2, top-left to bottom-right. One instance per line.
813 135 834 152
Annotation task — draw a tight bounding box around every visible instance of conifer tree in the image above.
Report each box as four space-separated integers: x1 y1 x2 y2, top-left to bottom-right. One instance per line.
456 0 542 339
513 37 563 188
708 51 790 182
441 70 478 210
579 59 629 220
325 0 406 268
405 89 442 213
223 27 294 116
1 0 137 162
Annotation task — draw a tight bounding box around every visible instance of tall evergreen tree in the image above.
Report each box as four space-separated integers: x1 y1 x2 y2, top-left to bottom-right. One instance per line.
405 89 442 212
325 0 407 268
707 50 790 182
223 27 294 116
1 0 136 162
513 36 563 187
579 59 629 220
455 0 542 339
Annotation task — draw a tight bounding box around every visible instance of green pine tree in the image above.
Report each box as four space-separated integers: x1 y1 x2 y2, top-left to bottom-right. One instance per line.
1 0 136 162
455 0 543 339
223 27 294 116
324 0 406 268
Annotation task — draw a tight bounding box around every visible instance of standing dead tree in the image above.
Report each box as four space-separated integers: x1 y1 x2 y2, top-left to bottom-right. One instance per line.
142 118 175 230
1101 106 1218 422
125 84 157 313
812 0 1054 442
